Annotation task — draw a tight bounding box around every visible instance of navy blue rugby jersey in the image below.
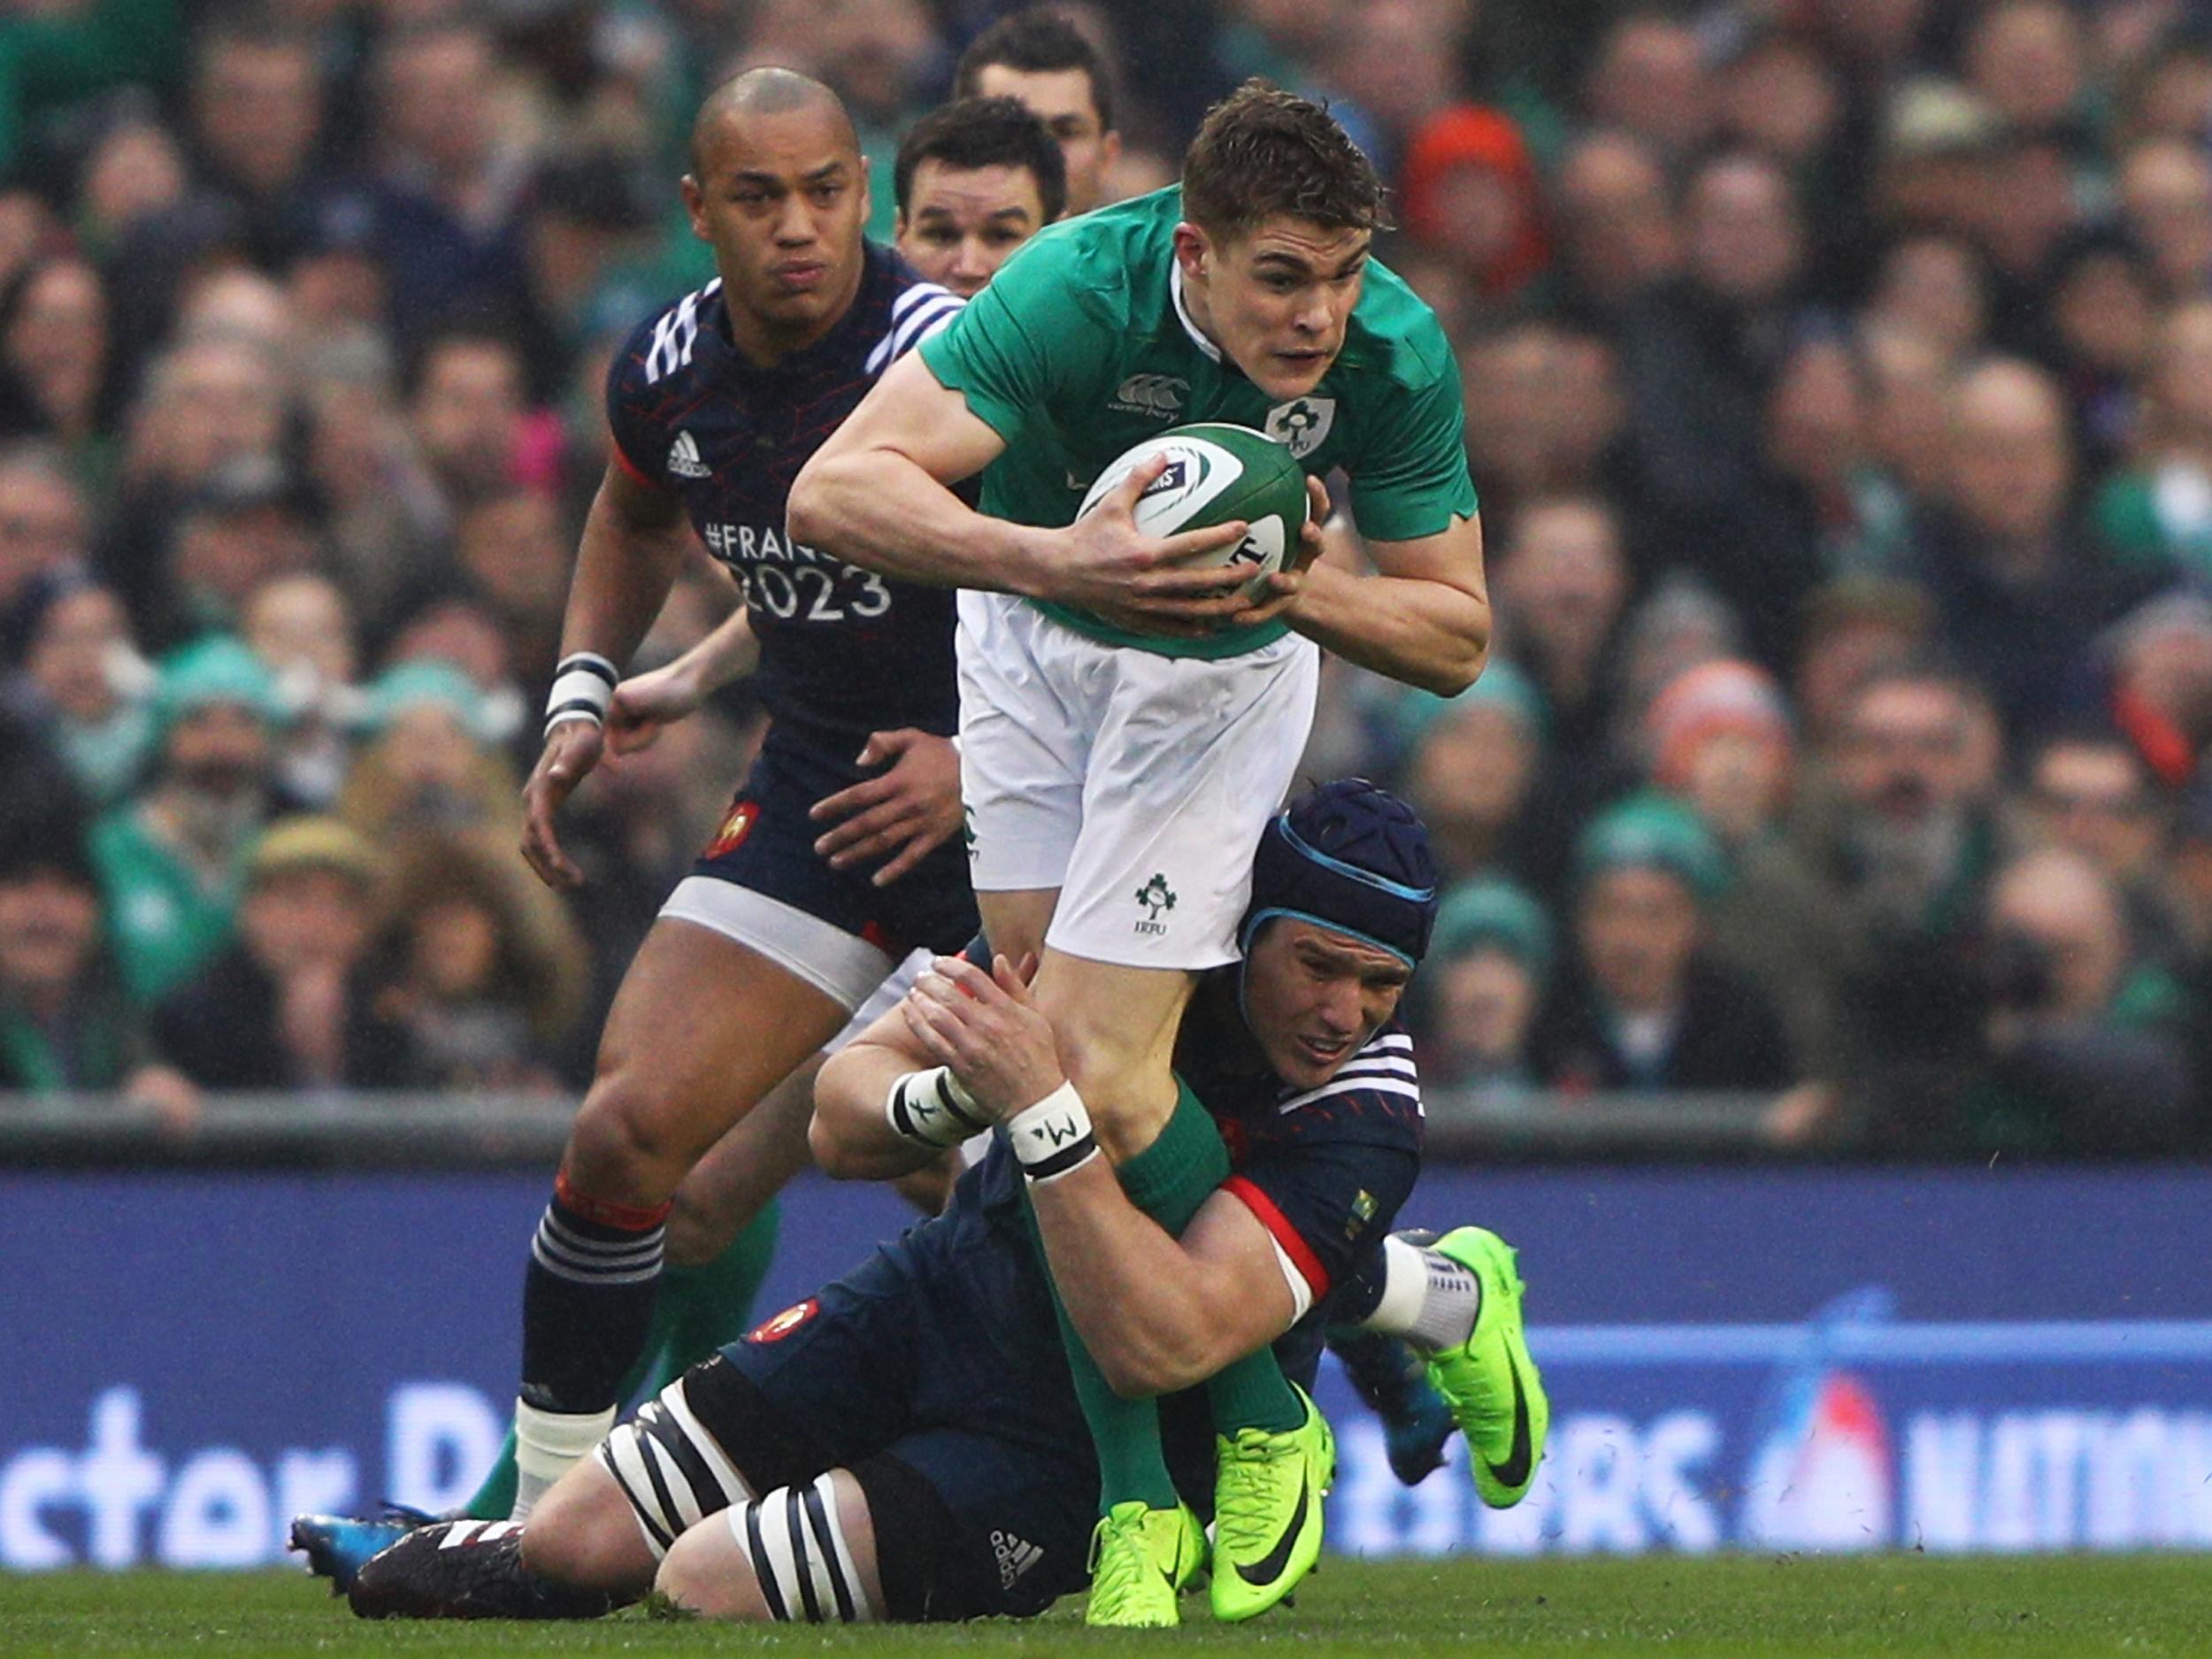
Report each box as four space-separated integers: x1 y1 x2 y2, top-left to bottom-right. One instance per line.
605 243 964 743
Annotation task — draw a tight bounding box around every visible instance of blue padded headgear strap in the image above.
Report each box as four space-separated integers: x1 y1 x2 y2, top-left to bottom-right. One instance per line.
1239 780 1440 967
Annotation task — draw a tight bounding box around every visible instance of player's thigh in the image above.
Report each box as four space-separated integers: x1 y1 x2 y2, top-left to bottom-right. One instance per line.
848 1432 1095 1621
568 919 849 1194
1050 632 1320 973
520 1456 658 1594
655 1468 879 1623
956 590 1087 898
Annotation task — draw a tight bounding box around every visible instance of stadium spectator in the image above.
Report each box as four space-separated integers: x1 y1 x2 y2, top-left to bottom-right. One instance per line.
0 804 194 1122
1646 657 1848 1072
1413 876 1552 1108
452 490 569 688
1530 795 1798 1095
1399 104 1548 309
1873 846 2192 1156
0 444 89 614
241 572 359 810
337 660 522 849
1788 663 2001 1132
2096 298 2212 588
2016 727 2189 972
408 325 541 517
362 17 532 337
1617 149 1821 659
4 567 150 810
171 15 334 272
88 635 283 1003
161 455 322 645
1394 660 1546 888
1458 320 1630 529
2118 138 2212 301
1581 12 1714 164
152 816 409 1091
1911 357 2147 738
366 833 586 1094
0 257 116 471
1550 128 1679 319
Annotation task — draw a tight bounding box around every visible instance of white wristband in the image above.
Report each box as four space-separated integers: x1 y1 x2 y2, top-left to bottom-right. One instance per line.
885 1066 990 1148
544 654 618 736
1007 1082 1098 1182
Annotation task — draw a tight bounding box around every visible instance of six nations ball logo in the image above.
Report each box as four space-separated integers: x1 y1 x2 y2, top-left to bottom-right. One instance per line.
1111 373 1187 417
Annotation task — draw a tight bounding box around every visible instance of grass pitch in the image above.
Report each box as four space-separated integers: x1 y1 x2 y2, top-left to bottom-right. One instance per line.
3 1555 2208 1658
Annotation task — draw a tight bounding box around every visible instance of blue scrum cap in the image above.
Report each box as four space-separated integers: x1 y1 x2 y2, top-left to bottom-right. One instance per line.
1240 779 1440 967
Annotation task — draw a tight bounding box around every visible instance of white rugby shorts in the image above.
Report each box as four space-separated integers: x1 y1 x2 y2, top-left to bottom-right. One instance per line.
955 590 1318 971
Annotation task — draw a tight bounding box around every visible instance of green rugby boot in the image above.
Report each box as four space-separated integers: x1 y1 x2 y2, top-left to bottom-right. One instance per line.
1428 1226 1549 1509
1209 1385 1333 1622
1085 1501 1206 1628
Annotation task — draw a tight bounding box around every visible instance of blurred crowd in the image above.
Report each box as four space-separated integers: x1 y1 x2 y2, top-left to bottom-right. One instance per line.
3 0 2212 1159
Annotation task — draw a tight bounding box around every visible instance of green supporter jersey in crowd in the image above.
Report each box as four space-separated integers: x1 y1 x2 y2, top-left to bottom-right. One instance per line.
918 185 1480 660
88 808 242 1005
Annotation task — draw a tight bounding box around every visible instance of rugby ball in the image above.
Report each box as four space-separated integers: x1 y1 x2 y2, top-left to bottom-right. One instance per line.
1077 422 1310 596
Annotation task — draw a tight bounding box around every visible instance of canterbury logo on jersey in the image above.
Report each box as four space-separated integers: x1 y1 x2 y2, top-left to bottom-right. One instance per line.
644 280 721 384
864 282 964 376
667 431 710 479
1111 373 1187 417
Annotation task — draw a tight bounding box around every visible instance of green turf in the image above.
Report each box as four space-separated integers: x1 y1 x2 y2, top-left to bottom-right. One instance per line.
3 1556 2208 1657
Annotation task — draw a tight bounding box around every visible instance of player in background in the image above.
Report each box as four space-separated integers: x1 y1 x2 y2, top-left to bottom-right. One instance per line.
495 69 984 1526
791 83 1487 1622
288 94 1071 1565
955 8 1120 216
339 784 1548 1626
894 98 1066 299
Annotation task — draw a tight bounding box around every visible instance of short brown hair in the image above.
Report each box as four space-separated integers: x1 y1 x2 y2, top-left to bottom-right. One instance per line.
1181 81 1389 241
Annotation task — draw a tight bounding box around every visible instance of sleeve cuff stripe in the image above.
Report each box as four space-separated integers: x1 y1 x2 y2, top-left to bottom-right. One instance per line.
1224 1175 1330 1299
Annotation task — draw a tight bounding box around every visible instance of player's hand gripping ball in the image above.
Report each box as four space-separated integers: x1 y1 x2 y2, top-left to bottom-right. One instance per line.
1077 422 1310 600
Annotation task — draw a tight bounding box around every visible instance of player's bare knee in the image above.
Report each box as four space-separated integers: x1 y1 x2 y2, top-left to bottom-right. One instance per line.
654 1520 770 1621
566 1082 690 1203
521 1463 656 1594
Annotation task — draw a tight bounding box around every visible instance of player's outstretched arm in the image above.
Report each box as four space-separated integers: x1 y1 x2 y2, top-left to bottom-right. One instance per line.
521 460 695 888
1266 511 1490 697
604 605 759 756
902 955 1298 1399
810 996 972 1181
790 355 1257 635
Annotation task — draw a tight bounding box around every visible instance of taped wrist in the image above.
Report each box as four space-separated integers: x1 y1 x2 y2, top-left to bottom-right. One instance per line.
885 1066 989 1148
1007 1082 1097 1183
544 653 618 736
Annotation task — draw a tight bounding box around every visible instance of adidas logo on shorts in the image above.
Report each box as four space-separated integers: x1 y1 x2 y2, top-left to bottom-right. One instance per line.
668 430 710 480
991 1528 1043 1589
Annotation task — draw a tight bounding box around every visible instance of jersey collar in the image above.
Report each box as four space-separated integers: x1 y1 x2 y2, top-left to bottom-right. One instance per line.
1169 262 1222 363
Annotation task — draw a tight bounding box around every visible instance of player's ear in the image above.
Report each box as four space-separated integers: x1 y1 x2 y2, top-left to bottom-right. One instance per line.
1172 222 1209 282
680 173 710 242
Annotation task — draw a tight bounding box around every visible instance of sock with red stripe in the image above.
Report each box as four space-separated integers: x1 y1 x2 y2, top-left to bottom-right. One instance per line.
512 1179 670 1516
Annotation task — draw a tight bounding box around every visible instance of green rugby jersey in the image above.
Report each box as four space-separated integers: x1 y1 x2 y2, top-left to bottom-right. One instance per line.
918 186 1479 658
